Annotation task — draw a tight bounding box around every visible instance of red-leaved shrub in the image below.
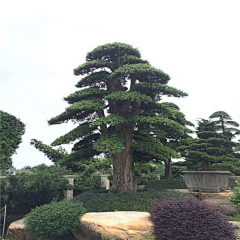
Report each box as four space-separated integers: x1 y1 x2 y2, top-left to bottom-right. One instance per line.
150 198 235 240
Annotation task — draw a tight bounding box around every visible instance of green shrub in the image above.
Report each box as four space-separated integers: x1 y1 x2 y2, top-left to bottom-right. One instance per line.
229 180 240 209
229 177 238 189
72 190 186 212
145 179 187 191
25 201 86 239
0 177 8 209
229 213 240 221
0 177 8 195
73 174 102 195
7 171 69 212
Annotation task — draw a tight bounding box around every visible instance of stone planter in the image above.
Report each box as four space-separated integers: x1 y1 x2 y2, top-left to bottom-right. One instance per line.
182 171 231 193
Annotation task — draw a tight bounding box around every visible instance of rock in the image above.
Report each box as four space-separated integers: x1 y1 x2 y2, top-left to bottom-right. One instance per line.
203 198 238 216
229 221 240 238
76 211 154 240
6 219 52 240
200 191 233 200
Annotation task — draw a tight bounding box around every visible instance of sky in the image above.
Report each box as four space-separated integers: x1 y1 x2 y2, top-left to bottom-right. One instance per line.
1 0 240 169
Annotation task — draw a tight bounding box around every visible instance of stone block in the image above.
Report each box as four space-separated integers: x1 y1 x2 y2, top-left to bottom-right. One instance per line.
6 219 52 240
77 211 154 240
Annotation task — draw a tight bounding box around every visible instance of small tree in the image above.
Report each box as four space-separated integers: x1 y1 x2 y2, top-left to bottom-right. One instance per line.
179 118 240 173
209 111 240 140
0 110 25 170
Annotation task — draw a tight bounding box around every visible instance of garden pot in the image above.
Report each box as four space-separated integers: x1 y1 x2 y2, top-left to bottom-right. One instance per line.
182 171 231 193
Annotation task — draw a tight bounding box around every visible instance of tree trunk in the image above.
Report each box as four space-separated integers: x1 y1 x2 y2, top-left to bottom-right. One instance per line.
164 159 173 180
110 125 137 192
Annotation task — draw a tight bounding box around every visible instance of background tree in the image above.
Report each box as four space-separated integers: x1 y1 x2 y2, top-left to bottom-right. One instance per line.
209 111 240 140
179 118 240 173
0 110 25 170
133 102 193 180
45 43 187 192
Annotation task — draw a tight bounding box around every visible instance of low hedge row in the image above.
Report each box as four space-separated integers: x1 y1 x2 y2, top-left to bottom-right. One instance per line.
71 190 186 212
145 179 187 190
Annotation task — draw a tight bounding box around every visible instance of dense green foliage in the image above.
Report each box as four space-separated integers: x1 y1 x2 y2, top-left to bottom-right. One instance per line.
229 181 240 209
150 198 235 240
0 110 25 170
25 201 86 239
229 213 240 221
41 42 188 192
71 190 185 212
229 177 239 189
74 174 104 195
145 179 187 190
0 177 8 195
135 161 163 185
30 139 68 165
179 116 240 172
210 111 240 140
6 167 69 212
133 102 193 180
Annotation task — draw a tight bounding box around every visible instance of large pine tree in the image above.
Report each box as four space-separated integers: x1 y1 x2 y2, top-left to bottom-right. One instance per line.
47 43 188 192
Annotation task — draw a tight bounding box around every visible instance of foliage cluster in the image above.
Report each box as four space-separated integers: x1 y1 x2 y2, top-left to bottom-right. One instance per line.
135 161 163 185
179 114 240 173
150 198 235 240
25 201 86 239
71 190 186 212
70 157 112 194
229 181 240 209
73 174 103 195
0 177 8 195
229 177 239 189
0 110 25 170
145 179 187 191
6 166 69 212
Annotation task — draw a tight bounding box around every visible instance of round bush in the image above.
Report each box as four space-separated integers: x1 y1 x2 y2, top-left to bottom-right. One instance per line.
72 190 186 212
25 201 86 239
150 198 235 240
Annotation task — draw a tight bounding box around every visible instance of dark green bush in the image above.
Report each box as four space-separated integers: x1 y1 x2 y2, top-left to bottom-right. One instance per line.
72 190 186 212
229 180 240 209
7 171 69 212
0 177 9 208
0 177 8 195
145 179 187 190
229 177 238 189
73 174 102 195
150 198 235 240
25 201 86 239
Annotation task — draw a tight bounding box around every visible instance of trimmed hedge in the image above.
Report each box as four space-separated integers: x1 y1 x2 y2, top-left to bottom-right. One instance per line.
150 198 235 240
72 190 187 212
25 201 86 239
145 179 187 190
